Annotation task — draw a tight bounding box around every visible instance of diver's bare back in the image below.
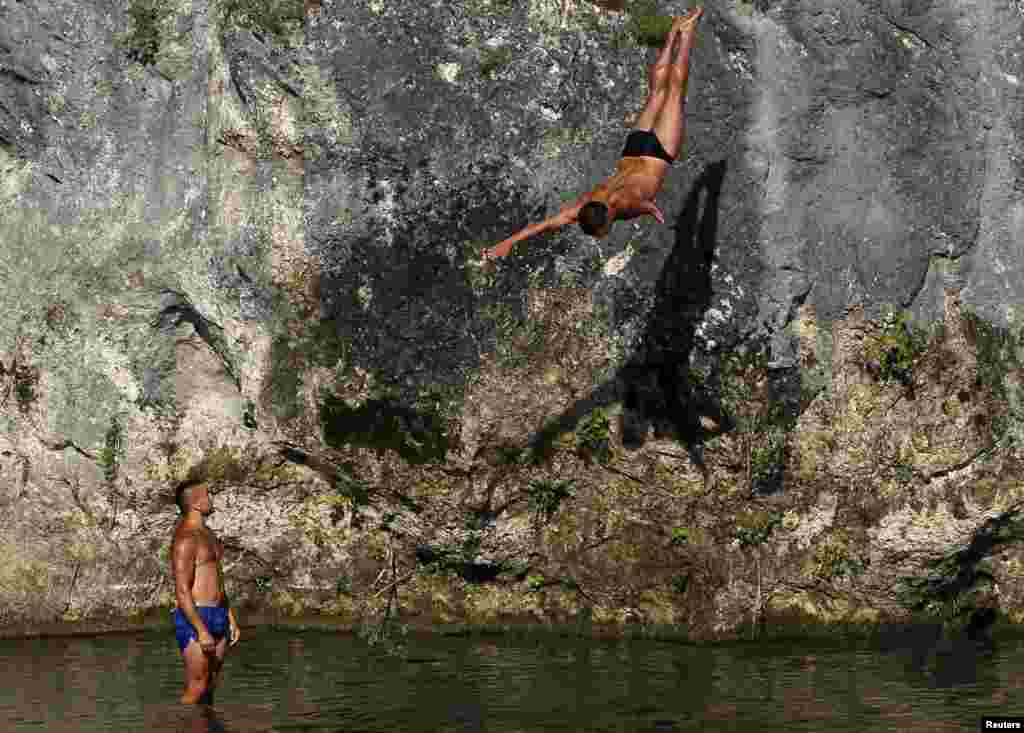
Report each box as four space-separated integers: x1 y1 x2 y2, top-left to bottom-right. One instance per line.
588 155 670 216
172 519 225 604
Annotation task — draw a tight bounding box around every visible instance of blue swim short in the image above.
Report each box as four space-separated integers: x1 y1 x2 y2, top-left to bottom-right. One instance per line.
173 605 229 653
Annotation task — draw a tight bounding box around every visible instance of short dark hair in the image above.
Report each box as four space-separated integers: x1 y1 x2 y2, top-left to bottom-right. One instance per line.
175 477 206 513
578 201 609 237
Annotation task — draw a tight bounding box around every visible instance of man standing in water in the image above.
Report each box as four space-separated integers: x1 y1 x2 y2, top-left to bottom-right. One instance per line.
483 7 703 259
171 479 241 705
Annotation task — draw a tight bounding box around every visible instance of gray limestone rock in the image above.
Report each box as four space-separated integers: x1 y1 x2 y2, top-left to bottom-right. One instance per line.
1 0 1023 637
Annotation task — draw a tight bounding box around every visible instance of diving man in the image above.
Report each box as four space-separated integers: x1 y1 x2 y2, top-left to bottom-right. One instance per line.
483 7 703 259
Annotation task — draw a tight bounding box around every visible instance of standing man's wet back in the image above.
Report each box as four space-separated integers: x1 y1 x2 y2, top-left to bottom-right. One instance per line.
170 479 241 705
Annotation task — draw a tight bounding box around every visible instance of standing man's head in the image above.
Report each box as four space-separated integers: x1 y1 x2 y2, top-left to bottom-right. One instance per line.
175 478 213 518
578 201 611 239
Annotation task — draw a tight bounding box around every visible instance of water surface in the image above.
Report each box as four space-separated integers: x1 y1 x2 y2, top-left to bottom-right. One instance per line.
2 625 1022 731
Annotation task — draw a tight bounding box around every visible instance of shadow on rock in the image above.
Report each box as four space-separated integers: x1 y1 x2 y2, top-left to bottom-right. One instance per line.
524 160 730 470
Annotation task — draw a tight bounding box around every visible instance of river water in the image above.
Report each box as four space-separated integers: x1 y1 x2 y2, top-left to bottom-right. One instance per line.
2 624 1022 732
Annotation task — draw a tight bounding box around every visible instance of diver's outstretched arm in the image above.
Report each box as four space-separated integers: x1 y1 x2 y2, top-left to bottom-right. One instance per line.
482 200 585 259
482 217 561 259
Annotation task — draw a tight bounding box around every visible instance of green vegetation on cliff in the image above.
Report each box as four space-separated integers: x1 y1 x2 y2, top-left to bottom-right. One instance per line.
716 346 797 494
479 302 545 370
963 309 1024 446
624 0 674 47
98 415 126 483
526 478 574 525
320 392 450 465
121 0 172 67
895 506 1024 634
575 407 611 464
865 306 929 386
219 0 303 40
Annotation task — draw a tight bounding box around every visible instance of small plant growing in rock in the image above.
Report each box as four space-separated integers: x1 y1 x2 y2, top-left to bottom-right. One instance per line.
893 461 914 484
717 348 769 432
735 511 782 550
526 573 546 591
45 92 66 117
575 407 611 463
625 0 674 46
868 306 928 387
669 527 690 547
479 302 545 369
750 428 786 494
526 478 574 525
479 46 513 79
736 0 755 16
122 0 172 66
219 0 303 44
671 574 690 594
13 370 36 412
576 300 612 340
465 257 496 292
98 415 126 483
716 348 794 494
812 534 868 582
495 443 524 465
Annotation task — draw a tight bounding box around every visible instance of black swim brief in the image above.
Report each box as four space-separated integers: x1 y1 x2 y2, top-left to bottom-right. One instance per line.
621 129 675 164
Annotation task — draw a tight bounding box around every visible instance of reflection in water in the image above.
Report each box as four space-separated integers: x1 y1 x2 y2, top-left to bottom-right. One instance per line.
2 630 1024 731
143 703 275 733
284 636 320 722
182 705 226 733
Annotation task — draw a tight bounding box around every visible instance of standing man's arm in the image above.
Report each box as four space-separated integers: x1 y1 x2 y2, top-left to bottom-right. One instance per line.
219 563 241 646
173 535 215 653
227 605 240 646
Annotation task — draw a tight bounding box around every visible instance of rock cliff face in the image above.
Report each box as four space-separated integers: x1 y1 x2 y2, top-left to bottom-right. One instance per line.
1 0 1023 640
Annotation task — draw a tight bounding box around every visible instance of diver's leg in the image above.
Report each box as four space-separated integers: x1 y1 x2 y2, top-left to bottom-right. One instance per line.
649 21 680 91
653 8 702 159
634 19 686 129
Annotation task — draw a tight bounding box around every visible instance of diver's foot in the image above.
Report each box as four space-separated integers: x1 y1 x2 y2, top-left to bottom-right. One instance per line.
672 7 703 34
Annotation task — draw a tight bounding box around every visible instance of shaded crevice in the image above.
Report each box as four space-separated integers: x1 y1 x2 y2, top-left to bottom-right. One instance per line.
272 441 423 513
413 545 535 585
0 67 44 85
38 436 97 461
880 15 934 51
922 447 990 485
151 289 241 391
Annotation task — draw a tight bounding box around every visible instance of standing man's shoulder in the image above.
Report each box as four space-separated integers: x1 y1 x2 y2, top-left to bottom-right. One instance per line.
171 519 198 549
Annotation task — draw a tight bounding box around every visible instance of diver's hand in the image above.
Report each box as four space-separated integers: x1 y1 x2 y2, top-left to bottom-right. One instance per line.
482 240 515 259
642 201 665 225
229 618 241 647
